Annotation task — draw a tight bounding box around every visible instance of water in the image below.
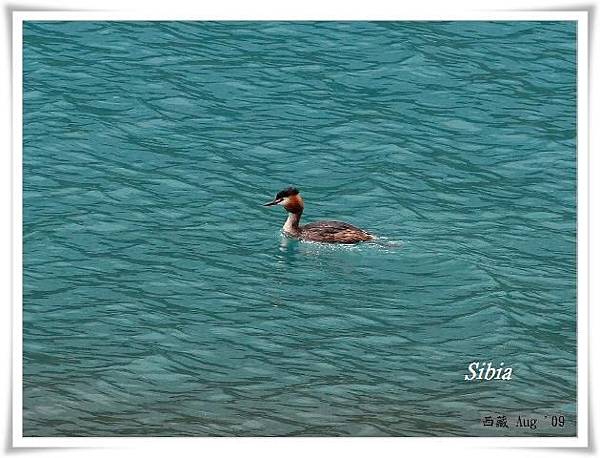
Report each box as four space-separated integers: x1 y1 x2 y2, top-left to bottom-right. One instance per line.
22 21 577 436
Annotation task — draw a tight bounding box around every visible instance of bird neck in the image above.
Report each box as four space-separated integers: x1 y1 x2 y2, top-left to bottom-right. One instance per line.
283 211 302 234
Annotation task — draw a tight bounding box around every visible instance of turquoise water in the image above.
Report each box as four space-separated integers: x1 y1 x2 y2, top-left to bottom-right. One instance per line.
22 21 577 436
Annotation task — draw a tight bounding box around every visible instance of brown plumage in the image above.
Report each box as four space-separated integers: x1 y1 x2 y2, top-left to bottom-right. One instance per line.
263 187 374 244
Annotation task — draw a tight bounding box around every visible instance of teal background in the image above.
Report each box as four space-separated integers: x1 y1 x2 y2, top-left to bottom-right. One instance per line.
23 21 577 436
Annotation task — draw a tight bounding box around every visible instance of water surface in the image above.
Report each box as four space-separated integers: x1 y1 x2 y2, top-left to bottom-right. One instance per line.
23 21 577 436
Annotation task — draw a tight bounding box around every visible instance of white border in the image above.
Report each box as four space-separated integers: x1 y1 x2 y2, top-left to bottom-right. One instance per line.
11 12 23 449
9 10 591 21
575 8 590 452
11 10 589 450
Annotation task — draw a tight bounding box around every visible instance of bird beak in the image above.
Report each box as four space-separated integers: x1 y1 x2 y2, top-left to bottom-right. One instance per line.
263 198 282 207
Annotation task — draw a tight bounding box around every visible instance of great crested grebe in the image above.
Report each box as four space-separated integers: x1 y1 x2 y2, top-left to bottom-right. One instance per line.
263 187 374 244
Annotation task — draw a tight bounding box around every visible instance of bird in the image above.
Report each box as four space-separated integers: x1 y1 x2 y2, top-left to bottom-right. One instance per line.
263 187 374 244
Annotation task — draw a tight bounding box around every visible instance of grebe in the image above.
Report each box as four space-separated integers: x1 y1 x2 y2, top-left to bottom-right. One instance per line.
263 187 374 244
